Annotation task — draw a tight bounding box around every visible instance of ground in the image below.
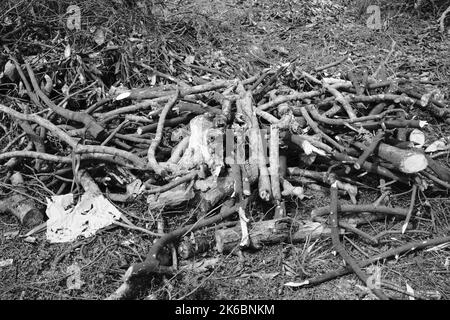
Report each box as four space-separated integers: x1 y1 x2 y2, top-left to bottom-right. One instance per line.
0 0 449 300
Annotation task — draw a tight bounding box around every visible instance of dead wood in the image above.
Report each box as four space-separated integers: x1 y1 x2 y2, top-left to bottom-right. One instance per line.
0 172 43 227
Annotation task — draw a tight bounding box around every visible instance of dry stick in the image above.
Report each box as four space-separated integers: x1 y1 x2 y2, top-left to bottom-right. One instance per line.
138 113 192 135
144 170 199 192
347 70 366 110
363 142 428 174
338 221 379 245
17 117 46 169
373 40 396 80
299 106 346 152
329 182 389 300
85 97 112 114
349 93 449 119
257 90 322 111
315 55 348 72
306 105 410 126
269 125 283 218
238 83 271 201
0 150 71 163
1 132 27 153
253 62 293 102
9 57 42 109
353 119 424 131
354 130 384 170
249 69 270 91
101 119 129 146
438 5 450 33
116 77 260 101
0 104 146 168
311 204 409 219
187 63 230 78
401 184 418 234
420 171 450 189
332 151 410 184
323 82 357 119
24 63 106 140
100 98 164 120
301 71 356 119
10 58 47 170
369 102 389 116
107 200 245 300
290 134 406 183
314 215 378 245
113 221 164 238
426 156 450 183
147 90 180 176
303 235 450 288
137 62 190 86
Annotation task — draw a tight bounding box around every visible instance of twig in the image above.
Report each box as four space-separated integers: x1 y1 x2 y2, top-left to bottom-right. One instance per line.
311 204 409 219
420 171 450 189
107 200 245 300
302 235 450 288
147 90 180 176
373 40 396 80
329 182 389 300
315 55 348 72
144 170 199 193
101 119 129 146
354 130 384 170
299 106 346 152
401 184 418 234
113 221 164 237
25 63 106 140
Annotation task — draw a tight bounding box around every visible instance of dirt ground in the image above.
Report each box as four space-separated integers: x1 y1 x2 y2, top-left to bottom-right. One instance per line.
0 0 449 300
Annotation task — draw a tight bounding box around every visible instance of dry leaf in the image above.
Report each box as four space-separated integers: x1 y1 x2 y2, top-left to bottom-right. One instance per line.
425 139 447 153
405 282 415 300
184 55 195 64
93 28 105 45
64 44 71 59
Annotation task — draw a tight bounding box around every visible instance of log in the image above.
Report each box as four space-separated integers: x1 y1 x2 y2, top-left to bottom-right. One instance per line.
147 184 195 211
215 218 290 253
237 83 271 201
177 232 214 259
0 172 43 227
215 218 336 253
376 143 428 174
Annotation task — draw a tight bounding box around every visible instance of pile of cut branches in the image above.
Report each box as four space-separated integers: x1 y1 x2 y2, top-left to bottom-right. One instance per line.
1 42 450 299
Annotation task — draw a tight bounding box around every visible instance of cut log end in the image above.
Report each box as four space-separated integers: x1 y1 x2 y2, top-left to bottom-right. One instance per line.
401 154 428 174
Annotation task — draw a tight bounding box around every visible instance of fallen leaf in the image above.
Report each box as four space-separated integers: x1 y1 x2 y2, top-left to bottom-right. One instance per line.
0 259 13 268
93 28 105 45
406 282 415 300
425 138 447 153
184 55 195 64
64 44 71 59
